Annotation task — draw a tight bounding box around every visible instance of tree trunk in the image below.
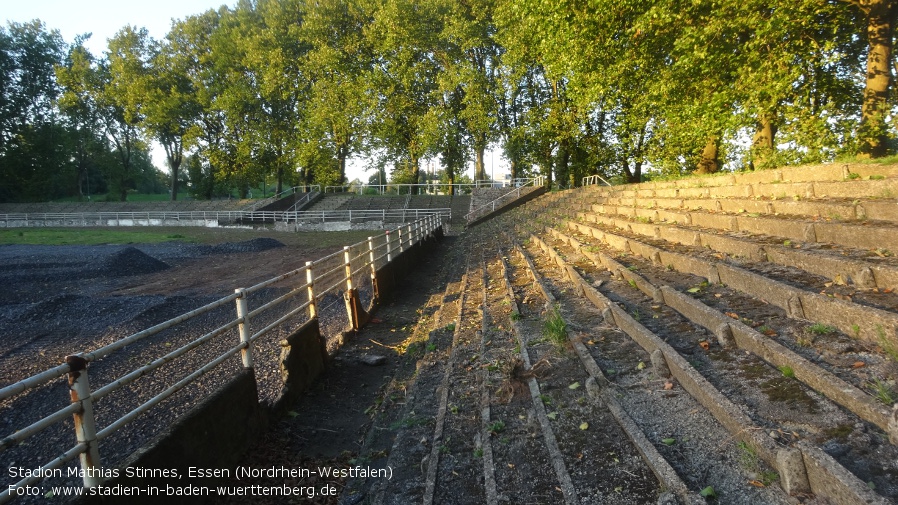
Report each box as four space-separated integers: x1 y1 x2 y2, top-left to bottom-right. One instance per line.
858 0 897 158
750 115 777 170
163 142 182 201
695 137 721 174
475 146 487 182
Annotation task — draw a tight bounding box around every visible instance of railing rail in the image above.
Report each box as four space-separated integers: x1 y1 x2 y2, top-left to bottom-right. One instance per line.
244 185 322 212
464 176 546 223
582 174 613 187
0 214 445 503
0 208 450 227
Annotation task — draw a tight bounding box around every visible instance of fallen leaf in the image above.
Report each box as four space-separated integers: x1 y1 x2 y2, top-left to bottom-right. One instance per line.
699 341 711 351
762 328 777 337
637 361 646 370
687 287 701 294
662 438 676 446
569 382 581 390
714 293 722 298
547 411 558 420
579 422 589 430
700 486 716 498
725 312 739 319
371 318 383 324
664 381 674 390
852 361 866 368
884 289 893 294
748 480 766 488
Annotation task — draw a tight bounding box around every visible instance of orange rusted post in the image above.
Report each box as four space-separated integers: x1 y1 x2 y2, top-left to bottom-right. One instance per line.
66 355 102 488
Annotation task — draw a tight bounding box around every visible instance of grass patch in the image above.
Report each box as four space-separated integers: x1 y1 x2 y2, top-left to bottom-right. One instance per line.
542 305 568 349
868 378 895 405
808 323 836 336
0 227 375 247
0 228 200 245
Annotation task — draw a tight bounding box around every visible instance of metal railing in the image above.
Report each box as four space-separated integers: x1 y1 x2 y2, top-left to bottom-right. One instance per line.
244 185 322 212
464 176 547 223
0 208 450 227
286 191 320 212
582 174 613 187
0 214 445 503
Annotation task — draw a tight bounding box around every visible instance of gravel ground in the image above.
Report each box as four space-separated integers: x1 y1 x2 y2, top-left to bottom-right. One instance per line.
0 236 357 501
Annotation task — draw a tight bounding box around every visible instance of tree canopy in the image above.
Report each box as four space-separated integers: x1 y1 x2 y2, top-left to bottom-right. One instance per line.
1 0 896 202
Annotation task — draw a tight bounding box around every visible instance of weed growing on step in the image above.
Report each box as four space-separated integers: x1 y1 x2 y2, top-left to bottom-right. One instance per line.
779 365 795 378
543 305 568 350
868 378 895 405
808 323 836 335
737 441 780 486
876 325 898 362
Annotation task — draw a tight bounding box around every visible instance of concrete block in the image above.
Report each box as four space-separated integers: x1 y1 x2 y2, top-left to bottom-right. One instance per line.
716 263 802 310
689 212 738 231
814 222 898 250
709 184 753 198
847 165 898 179
736 169 783 185
861 201 898 224
659 286 733 347
764 247 876 289
781 164 846 183
655 208 686 224
814 179 898 199
734 215 815 243
777 448 811 495
650 349 671 378
699 233 765 261
655 250 721 285
799 441 891 505
797 291 898 347
657 226 702 247
751 182 815 199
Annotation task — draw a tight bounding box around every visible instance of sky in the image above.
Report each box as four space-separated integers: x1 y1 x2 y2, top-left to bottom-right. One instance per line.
4 0 508 185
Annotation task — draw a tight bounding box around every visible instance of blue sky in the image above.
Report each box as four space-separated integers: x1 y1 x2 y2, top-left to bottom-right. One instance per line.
4 0 228 56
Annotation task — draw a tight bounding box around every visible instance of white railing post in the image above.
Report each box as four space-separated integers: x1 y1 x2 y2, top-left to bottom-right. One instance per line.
386 230 392 262
344 246 353 292
66 355 102 488
306 261 316 319
368 237 377 282
235 288 253 368
343 246 356 329
398 226 404 253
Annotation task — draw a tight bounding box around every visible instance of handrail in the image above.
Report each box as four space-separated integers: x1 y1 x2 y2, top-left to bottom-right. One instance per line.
464 176 546 223
0 214 445 502
582 174 613 187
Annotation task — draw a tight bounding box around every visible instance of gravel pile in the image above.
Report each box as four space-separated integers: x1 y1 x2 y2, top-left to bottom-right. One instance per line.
102 246 171 277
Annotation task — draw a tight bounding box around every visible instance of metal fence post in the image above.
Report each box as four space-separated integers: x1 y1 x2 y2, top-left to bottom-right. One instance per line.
343 246 357 329
385 230 392 262
306 261 316 319
66 355 102 488
235 288 253 368
398 227 404 254
368 236 376 279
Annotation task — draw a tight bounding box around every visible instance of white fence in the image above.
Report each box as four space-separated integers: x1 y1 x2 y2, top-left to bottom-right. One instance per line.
0 215 444 502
